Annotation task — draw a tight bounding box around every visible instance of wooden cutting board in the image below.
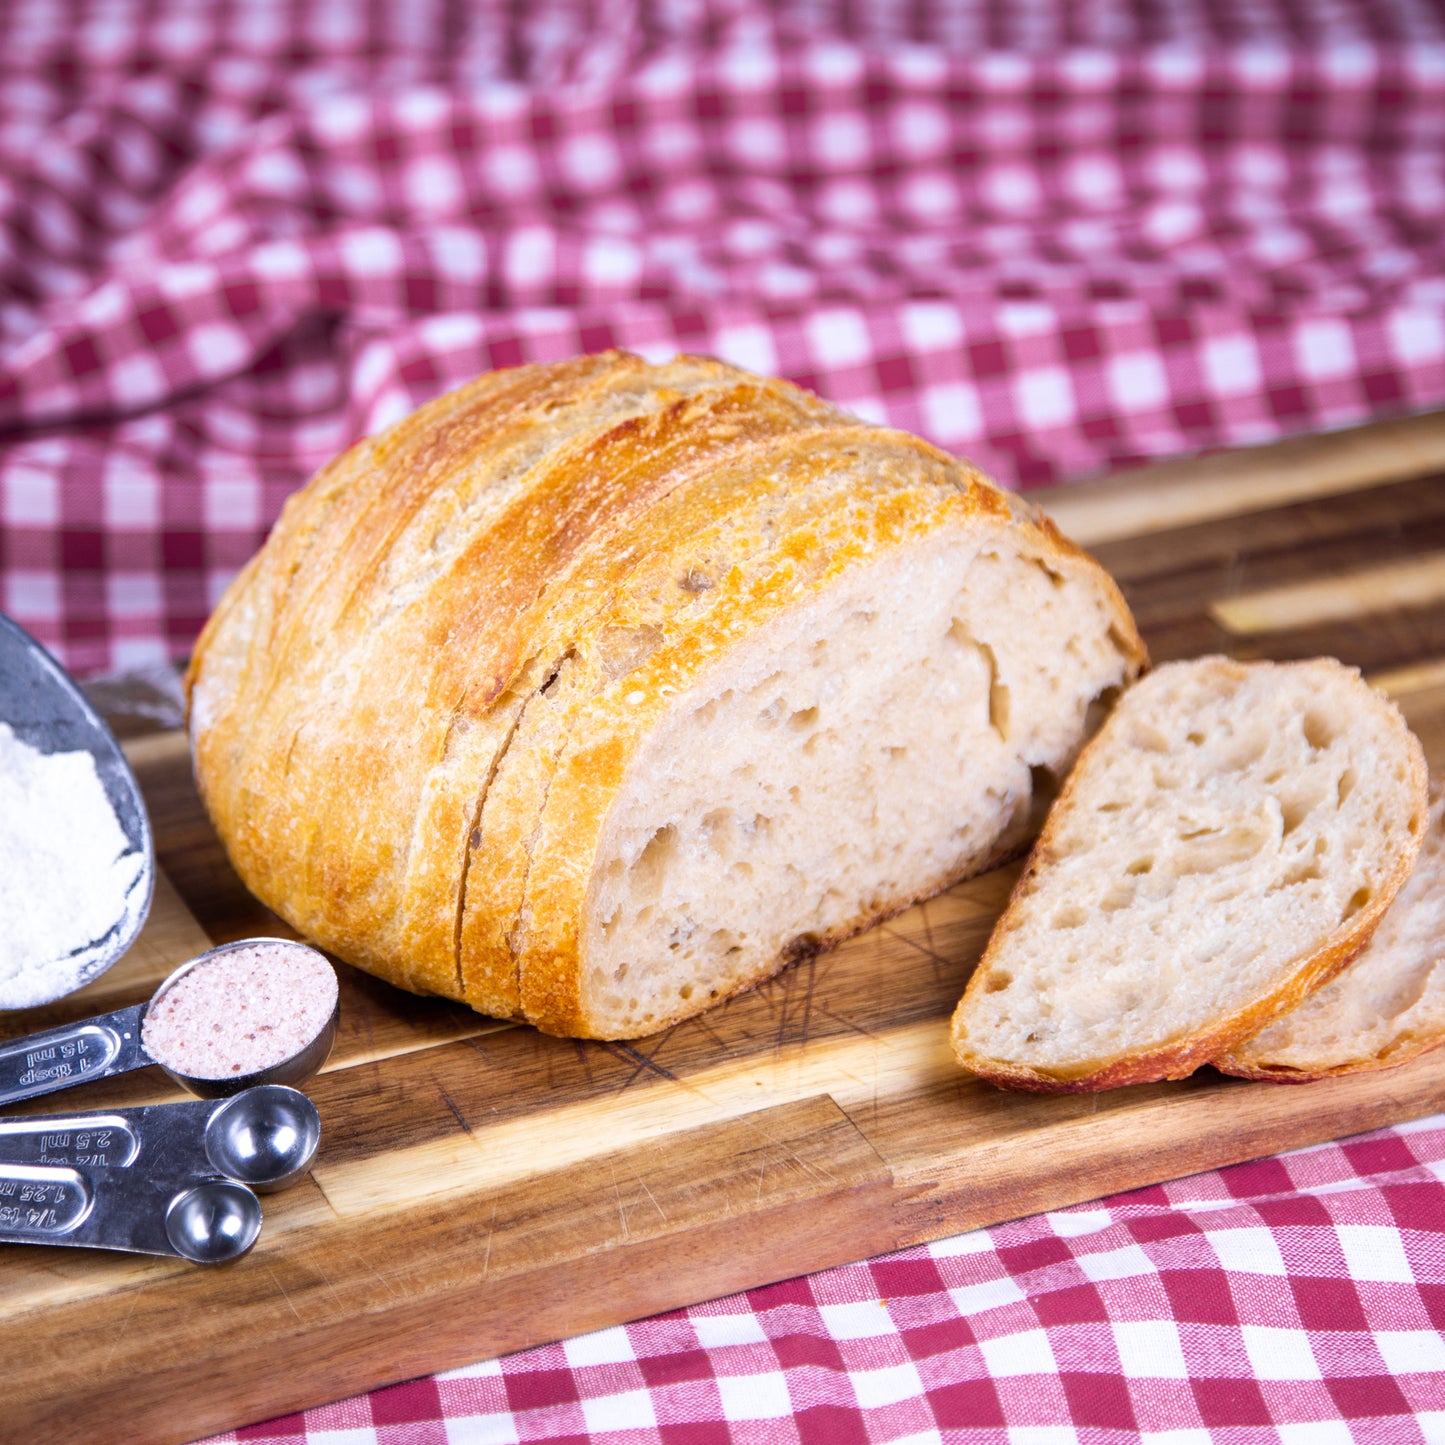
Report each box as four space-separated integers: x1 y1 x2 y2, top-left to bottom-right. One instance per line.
7 411 1445 1443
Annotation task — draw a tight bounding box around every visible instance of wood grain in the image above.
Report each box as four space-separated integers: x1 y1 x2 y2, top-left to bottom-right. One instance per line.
1211 550 1445 636
7 410 1445 1443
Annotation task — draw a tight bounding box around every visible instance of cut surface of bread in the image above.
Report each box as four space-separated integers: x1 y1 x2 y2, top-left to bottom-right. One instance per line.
951 657 1429 1091
187 351 1146 1039
566 528 1133 1038
1218 775 1445 1081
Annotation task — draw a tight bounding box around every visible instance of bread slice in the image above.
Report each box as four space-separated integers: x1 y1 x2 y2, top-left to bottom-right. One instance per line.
951 657 1429 1092
1217 774 1445 1081
188 351 1146 1038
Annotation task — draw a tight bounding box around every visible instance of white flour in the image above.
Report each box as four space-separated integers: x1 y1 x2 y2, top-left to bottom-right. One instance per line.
0 722 146 1007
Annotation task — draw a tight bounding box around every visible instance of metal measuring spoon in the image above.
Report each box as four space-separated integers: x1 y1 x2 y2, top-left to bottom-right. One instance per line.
0 1085 322 1194
0 938 340 1108
0 1161 262 1262
0 613 155 1008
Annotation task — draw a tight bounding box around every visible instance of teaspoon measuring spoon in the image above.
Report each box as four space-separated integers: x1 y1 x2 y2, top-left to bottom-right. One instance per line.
0 1087 320 1263
0 1161 263 1263
0 938 340 1108
0 1085 322 1193
0 613 155 1008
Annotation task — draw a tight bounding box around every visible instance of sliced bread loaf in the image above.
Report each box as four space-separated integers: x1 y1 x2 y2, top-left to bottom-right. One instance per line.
1217 774 1445 1081
950 657 1429 1092
188 352 1146 1039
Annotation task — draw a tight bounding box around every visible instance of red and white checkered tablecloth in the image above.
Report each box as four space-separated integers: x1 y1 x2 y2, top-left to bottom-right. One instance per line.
4 0 1445 673
205 1119 1445 1445
5 1 1445 1439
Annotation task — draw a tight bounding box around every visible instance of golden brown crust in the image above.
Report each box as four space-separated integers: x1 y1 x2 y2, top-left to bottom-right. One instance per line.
950 657 1430 1092
189 350 1147 1036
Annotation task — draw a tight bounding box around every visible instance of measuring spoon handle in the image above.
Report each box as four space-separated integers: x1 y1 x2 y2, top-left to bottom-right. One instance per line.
0 1004 147 1107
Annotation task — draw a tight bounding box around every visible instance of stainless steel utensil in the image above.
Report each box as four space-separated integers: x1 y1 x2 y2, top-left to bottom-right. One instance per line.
0 613 155 1008
0 1085 322 1193
0 938 340 1108
0 1162 262 1262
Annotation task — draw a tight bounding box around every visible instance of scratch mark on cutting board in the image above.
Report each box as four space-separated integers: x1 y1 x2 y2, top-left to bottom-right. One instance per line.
882 925 954 974
603 1040 679 1089
268 1265 304 1324
814 1006 881 1042
630 1165 668 1224
101 1287 143 1369
437 1081 477 1141
482 1199 498 1280
609 1163 630 1240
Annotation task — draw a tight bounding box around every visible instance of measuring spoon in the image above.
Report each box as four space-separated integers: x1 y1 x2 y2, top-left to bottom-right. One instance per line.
0 613 154 1008
0 1161 262 1262
0 938 339 1108
0 1085 322 1194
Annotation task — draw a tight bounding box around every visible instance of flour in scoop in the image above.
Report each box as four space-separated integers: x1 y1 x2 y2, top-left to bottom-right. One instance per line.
0 722 145 1007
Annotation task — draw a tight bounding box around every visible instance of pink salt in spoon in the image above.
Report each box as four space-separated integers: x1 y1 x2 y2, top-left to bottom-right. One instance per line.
0 937 340 1107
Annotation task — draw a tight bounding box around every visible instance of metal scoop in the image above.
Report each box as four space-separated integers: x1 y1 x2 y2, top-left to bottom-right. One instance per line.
0 1086 321 1264
0 1162 263 1263
0 613 155 1008
0 1085 323 1193
0 939 340 1108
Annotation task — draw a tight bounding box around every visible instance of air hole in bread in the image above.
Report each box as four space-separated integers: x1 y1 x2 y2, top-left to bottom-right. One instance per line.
1125 857 1153 875
1337 768 1357 805
1083 683 1122 740
789 706 819 731
1220 729 1269 772
1134 722 1171 755
1342 885 1371 921
988 664 1010 740
1186 730 1205 745
1028 764 1059 812
1280 857 1324 886
1051 905 1088 930
1279 779 1330 836
632 825 680 902
984 971 1012 993
1303 711 1335 751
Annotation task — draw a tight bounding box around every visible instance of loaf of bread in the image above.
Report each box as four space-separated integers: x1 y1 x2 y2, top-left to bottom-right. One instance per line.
1218 774 1445 1081
951 657 1429 1091
188 351 1145 1039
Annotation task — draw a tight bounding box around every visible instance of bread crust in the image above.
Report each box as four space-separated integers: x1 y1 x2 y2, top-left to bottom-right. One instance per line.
188 351 1146 1037
950 657 1430 1092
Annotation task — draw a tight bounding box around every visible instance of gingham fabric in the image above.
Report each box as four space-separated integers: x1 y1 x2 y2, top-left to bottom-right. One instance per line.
5 0 1445 671
206 1116 1445 1445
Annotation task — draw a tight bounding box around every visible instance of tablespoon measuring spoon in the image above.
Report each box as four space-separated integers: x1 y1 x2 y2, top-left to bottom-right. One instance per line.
0 1162 263 1263
0 1085 323 1193
0 613 154 1007
0 938 339 1108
